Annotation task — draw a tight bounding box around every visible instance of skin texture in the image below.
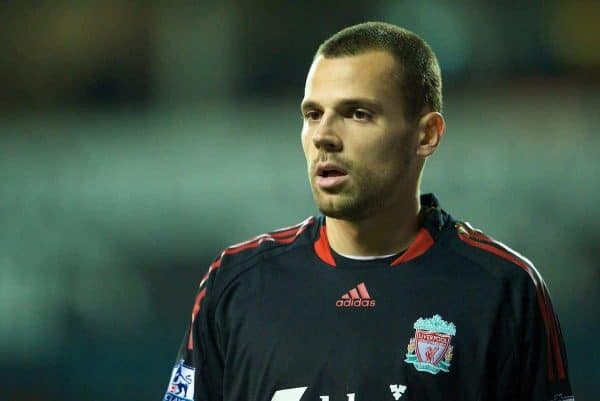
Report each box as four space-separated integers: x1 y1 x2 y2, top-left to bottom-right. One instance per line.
301 50 445 256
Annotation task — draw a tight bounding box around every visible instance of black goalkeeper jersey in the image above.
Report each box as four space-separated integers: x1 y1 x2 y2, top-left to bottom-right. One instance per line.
163 194 574 401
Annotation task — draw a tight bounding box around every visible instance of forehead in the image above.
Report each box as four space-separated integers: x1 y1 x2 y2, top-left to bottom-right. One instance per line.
303 50 401 105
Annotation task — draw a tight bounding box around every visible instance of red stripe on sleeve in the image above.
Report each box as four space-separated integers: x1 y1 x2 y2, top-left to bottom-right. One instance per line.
464 228 567 381
188 287 207 350
458 228 566 381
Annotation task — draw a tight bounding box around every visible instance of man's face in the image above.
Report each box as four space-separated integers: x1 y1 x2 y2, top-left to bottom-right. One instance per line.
301 50 420 221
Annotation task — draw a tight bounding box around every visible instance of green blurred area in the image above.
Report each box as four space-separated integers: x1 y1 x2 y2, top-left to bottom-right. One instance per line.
0 1 598 400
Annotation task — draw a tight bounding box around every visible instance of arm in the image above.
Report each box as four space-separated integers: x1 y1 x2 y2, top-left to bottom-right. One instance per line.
519 273 574 401
162 263 223 401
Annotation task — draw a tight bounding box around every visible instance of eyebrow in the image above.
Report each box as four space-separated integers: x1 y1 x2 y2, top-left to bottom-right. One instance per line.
300 98 384 114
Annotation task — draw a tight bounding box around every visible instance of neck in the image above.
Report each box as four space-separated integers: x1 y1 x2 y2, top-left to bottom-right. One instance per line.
326 193 422 257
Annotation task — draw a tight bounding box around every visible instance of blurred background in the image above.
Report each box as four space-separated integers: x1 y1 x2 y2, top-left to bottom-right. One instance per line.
0 1 598 400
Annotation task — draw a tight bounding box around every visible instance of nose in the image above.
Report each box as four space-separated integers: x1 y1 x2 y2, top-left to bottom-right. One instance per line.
311 114 343 152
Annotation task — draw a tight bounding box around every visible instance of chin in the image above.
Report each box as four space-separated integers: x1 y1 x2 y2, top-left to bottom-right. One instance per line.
315 198 371 222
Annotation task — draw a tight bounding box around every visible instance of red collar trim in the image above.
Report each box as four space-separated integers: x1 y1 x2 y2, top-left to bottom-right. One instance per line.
390 228 434 266
314 222 435 267
313 224 336 267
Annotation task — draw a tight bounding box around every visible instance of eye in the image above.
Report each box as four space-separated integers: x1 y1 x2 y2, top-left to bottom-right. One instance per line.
351 108 372 121
303 110 322 121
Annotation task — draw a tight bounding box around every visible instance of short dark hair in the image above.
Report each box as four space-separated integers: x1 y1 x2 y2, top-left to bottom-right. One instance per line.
316 22 442 122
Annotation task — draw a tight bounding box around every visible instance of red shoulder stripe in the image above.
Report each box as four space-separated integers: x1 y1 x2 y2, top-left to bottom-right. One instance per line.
457 223 566 381
188 217 315 350
199 217 314 287
221 217 314 256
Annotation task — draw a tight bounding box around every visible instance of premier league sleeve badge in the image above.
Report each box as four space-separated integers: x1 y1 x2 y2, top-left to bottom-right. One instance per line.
163 360 196 401
404 314 456 375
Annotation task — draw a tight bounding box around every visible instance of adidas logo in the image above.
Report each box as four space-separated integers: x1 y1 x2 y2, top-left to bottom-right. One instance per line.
335 282 376 308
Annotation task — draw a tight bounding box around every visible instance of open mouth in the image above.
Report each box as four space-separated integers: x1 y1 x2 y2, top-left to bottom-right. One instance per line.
319 169 346 178
316 164 347 177
315 164 349 189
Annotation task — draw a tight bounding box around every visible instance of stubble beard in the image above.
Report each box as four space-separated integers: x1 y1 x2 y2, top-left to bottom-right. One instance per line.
308 130 417 222
311 168 396 222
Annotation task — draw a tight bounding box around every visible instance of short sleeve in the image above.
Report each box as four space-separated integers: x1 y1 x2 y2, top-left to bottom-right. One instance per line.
519 274 574 401
162 262 224 401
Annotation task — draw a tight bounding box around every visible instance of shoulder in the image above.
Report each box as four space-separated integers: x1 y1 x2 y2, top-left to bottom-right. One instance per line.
187 216 319 348
443 219 568 384
444 220 546 291
198 216 319 289
443 219 555 327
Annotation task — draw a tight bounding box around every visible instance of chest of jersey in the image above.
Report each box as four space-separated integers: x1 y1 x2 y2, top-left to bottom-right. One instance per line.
215 251 517 401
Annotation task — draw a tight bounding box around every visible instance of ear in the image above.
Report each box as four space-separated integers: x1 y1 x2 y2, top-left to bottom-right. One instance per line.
416 112 445 157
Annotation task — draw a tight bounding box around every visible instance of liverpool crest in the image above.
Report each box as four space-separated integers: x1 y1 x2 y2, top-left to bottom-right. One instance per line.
404 314 456 374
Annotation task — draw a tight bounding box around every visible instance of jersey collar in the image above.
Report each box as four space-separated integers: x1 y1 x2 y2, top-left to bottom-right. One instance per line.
313 193 447 267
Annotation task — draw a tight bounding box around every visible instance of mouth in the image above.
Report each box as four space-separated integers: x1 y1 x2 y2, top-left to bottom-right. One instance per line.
315 163 349 189
316 163 348 178
317 169 347 178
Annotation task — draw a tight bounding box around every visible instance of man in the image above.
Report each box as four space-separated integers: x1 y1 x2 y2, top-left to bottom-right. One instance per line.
163 22 574 401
